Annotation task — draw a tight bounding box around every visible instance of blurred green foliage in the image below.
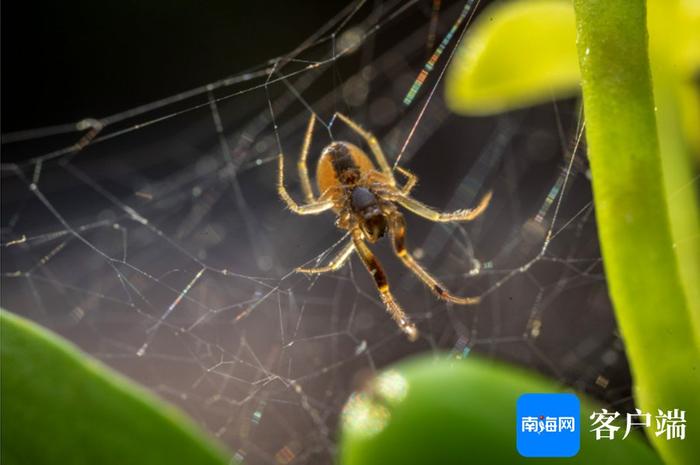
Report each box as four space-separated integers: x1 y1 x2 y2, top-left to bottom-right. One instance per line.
0 309 230 465
445 0 580 114
339 355 662 465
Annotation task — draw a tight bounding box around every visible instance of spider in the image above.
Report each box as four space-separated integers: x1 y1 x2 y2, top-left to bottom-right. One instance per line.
278 113 492 341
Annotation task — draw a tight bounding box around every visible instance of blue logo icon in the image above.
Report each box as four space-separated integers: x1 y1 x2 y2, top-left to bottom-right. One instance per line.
516 393 580 457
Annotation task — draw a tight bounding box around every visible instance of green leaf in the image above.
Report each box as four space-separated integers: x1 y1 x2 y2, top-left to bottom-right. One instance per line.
647 0 700 337
665 0 700 156
0 309 230 465
573 2 700 464
445 0 579 115
340 355 662 465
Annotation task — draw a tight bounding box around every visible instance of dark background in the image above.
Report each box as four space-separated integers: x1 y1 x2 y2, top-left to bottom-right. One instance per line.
2 0 349 133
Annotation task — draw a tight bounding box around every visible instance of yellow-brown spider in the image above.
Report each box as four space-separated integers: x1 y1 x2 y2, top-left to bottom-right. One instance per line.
278 113 492 341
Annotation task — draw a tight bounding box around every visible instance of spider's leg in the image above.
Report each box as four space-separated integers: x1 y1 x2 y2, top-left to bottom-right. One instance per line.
298 113 317 203
395 166 418 195
333 112 396 186
278 154 334 214
389 213 480 305
397 190 492 223
352 230 418 341
296 240 354 274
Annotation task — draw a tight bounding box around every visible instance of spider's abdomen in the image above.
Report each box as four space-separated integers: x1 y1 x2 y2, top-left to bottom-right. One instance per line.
316 141 375 200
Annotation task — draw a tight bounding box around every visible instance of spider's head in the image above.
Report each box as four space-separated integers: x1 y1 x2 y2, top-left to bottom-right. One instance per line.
351 187 387 243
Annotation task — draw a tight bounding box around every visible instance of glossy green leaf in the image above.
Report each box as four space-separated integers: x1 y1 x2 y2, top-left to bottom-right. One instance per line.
445 0 579 115
573 1 700 463
340 355 662 465
0 309 230 465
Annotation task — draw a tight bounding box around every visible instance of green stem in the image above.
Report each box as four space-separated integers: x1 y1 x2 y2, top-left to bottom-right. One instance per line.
573 2 700 464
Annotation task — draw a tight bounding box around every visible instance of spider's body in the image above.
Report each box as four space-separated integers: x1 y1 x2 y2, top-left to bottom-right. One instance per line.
317 141 391 242
278 113 492 341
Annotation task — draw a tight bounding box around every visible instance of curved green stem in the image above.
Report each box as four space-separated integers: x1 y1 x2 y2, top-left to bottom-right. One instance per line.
573 2 700 464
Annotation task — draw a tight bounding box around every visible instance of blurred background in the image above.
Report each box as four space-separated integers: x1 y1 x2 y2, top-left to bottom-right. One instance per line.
2 1 632 464
2 0 349 133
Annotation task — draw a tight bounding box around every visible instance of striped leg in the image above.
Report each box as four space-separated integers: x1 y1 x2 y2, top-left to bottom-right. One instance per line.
352 230 418 341
389 213 480 305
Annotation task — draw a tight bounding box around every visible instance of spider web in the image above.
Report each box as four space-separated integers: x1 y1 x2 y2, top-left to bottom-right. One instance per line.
1 1 634 463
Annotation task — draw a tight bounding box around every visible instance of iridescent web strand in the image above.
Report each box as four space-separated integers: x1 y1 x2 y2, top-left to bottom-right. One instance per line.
403 0 477 106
